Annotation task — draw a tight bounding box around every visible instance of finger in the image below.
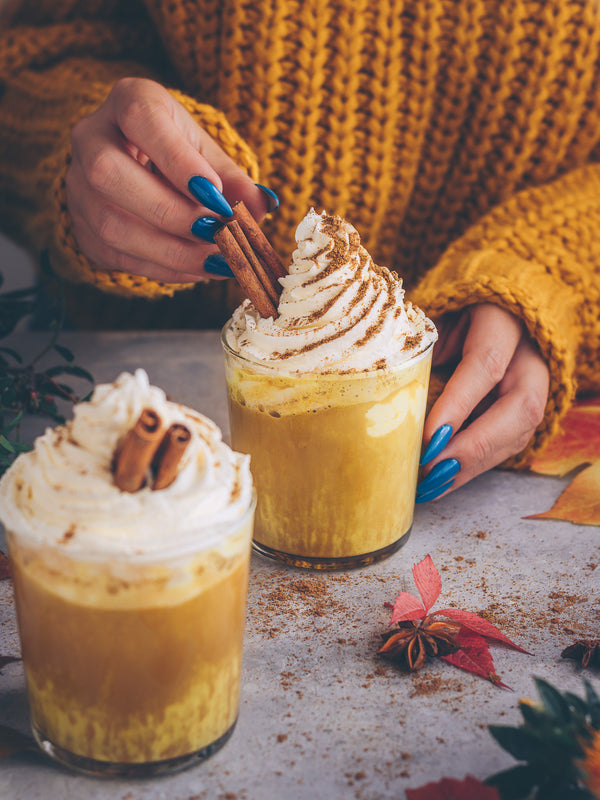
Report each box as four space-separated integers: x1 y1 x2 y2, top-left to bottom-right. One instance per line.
71 121 209 238
67 175 218 275
424 338 549 493
70 210 218 283
108 80 226 198
423 304 523 443
431 310 470 367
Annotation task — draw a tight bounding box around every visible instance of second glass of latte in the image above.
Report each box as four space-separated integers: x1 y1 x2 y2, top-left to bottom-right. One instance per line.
222 209 437 570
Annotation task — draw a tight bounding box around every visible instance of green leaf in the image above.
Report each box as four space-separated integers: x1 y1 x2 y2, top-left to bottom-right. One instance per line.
519 701 550 729
53 344 75 363
534 678 573 724
43 364 94 382
3 410 23 434
486 764 542 799
0 347 22 363
535 786 595 800
0 436 15 454
489 726 550 762
563 692 590 719
583 678 600 729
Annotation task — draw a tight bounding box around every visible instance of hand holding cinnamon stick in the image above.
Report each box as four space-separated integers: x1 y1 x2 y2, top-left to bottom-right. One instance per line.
214 200 286 319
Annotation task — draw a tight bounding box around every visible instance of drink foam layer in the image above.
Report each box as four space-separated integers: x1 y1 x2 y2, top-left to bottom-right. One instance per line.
225 209 437 373
0 370 253 561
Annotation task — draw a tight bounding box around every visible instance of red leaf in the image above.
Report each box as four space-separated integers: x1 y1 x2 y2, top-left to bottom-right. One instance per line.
406 774 501 800
0 552 11 581
433 608 529 653
412 554 442 613
442 635 510 689
390 592 426 624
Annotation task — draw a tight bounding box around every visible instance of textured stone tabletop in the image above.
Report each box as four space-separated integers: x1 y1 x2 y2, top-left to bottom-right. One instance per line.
1 331 597 800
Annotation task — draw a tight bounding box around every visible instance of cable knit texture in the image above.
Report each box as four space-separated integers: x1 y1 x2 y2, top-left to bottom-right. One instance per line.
1 0 600 464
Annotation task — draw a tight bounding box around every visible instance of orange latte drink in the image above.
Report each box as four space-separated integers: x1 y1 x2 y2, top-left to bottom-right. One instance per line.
222 209 437 570
0 370 255 776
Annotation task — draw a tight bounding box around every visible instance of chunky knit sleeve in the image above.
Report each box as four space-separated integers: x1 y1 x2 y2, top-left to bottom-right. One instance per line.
0 18 259 300
411 163 600 465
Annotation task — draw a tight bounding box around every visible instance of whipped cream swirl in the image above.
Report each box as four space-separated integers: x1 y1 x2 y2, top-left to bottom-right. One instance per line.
226 209 437 373
0 370 253 560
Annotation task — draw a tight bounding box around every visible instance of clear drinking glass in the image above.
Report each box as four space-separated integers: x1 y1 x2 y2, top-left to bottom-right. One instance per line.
5 494 255 777
222 320 433 570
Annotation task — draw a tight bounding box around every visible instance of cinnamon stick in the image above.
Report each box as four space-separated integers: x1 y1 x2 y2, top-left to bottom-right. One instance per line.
114 409 163 493
231 200 287 282
153 423 192 490
214 224 278 319
226 219 280 304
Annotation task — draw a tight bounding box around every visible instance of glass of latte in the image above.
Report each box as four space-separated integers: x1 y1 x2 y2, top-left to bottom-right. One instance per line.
222 209 436 570
0 370 255 776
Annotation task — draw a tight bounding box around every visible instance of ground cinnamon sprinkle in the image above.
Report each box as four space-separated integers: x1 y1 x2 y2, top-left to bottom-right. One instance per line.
248 573 349 637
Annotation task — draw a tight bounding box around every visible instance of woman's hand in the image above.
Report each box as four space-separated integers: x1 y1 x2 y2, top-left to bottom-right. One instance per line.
416 304 550 502
66 77 272 282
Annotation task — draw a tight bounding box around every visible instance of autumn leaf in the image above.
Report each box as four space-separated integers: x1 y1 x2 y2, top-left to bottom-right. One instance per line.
0 725 37 758
0 552 11 580
412 553 442 612
529 397 600 476
526 460 600 527
432 608 530 653
405 774 501 800
379 555 527 687
442 631 510 689
527 396 600 526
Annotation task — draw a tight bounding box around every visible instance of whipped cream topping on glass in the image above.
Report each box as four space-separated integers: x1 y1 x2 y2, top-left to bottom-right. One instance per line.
225 208 437 373
0 370 252 560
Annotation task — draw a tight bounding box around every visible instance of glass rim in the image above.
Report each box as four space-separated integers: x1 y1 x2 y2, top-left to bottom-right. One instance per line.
220 317 435 379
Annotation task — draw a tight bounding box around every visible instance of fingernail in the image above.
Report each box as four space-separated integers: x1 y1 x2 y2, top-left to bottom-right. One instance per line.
188 176 233 217
415 479 455 504
191 216 221 243
417 458 461 495
204 254 234 277
420 424 453 466
255 183 280 211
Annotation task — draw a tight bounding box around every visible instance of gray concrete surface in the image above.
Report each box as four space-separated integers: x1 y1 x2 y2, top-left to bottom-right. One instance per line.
1 331 598 800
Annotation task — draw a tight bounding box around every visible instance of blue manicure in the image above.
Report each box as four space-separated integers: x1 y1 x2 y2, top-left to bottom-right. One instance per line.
188 176 233 217
204 254 234 278
191 216 221 243
420 424 453 466
415 479 455 504
255 183 280 211
417 458 460 496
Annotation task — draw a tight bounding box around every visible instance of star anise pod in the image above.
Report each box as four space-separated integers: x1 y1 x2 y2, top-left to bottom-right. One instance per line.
561 639 600 668
378 615 461 670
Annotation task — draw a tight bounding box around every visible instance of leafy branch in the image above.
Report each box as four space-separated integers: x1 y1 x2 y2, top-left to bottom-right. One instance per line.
0 251 93 476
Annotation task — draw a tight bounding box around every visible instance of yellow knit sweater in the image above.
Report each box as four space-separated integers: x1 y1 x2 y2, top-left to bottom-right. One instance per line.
1 0 600 462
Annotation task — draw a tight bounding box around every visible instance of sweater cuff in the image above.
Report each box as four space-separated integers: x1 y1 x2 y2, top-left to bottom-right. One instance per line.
410 248 579 467
49 92 259 299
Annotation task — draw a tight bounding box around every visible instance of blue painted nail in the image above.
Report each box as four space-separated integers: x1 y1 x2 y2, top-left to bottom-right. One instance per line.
204 254 234 278
420 424 453 466
255 183 280 211
191 216 221 243
188 176 233 217
417 458 461 495
415 479 455 504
